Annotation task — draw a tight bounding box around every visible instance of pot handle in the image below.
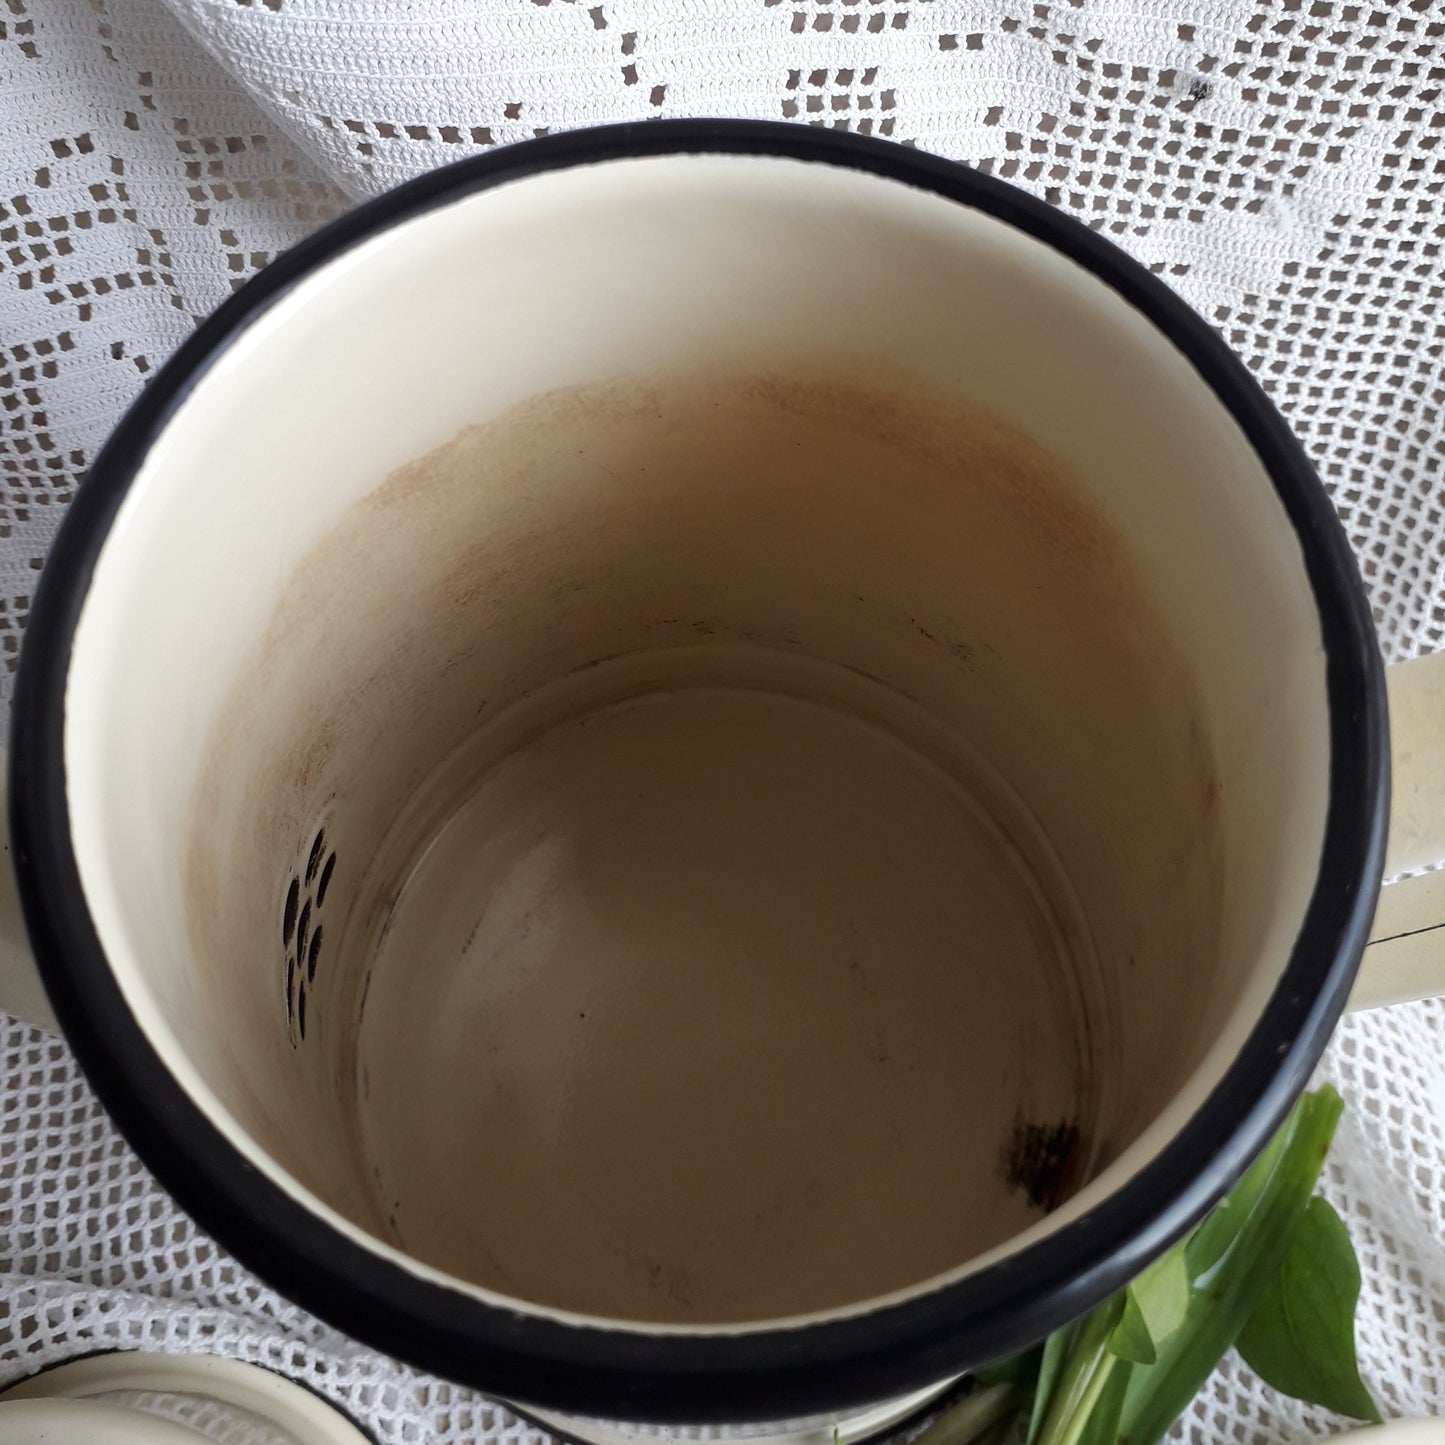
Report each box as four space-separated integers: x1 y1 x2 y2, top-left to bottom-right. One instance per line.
0 756 58 1032
1350 649 1445 1011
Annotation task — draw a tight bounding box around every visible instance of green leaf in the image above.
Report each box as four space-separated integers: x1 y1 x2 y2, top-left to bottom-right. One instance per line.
1116 1086 1344 1445
1235 1197 1381 1422
1108 1290 1156 1366
1027 1327 1074 1445
1184 1122 1290 1282
1108 1249 1190 1366
983 1089 1367 1445
1131 1247 1189 1344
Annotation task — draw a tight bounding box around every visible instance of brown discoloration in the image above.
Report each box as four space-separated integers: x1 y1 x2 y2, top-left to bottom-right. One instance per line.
182 365 1223 1320
1002 1114 1086 1213
739 372 1128 584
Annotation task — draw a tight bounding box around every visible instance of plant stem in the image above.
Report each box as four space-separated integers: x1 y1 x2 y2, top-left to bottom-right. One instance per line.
1034 1298 1124 1445
1052 1356 1121 1445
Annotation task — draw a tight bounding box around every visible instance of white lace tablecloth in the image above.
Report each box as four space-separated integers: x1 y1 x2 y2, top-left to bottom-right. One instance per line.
3 2 1445 1442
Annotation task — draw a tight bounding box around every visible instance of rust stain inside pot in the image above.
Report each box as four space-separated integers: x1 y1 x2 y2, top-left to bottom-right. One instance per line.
1003 1114 1086 1213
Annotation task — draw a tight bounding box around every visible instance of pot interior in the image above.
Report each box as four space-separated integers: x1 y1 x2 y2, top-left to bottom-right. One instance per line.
63 149 1331 1328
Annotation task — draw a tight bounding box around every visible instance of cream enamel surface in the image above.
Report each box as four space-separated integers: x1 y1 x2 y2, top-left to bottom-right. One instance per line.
0 1353 373 1445
0 1400 213 1444
1383 649 1445 877
62 152 1330 1332
519 1377 959 1445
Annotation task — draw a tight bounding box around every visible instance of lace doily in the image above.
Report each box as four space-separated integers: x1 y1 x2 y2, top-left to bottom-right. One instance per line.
3 1 1444 1441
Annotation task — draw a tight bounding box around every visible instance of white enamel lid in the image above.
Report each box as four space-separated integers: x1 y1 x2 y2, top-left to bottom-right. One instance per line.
0 1352 373 1444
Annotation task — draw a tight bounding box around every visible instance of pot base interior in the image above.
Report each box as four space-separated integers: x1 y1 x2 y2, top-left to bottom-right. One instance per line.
343 645 1101 1322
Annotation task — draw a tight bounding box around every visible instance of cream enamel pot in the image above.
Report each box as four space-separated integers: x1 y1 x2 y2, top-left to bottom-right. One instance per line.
3 121 1445 1438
